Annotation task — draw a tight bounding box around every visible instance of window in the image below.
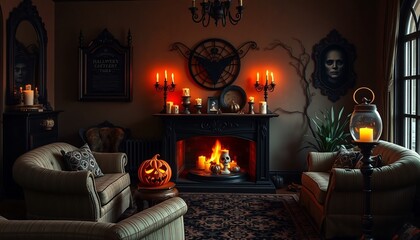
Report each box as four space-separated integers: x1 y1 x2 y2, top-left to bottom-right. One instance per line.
397 0 420 152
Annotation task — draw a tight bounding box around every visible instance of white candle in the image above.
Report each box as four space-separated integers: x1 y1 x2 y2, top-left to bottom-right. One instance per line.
239 0 243 6
197 156 206 170
256 72 260 84
359 127 374 142
156 73 159 83
266 70 269 84
249 96 254 103
23 90 34 105
195 98 202 105
192 0 195 7
166 101 173 114
182 88 190 96
271 72 274 84
165 70 168 81
259 101 267 114
171 73 175 84
172 105 179 114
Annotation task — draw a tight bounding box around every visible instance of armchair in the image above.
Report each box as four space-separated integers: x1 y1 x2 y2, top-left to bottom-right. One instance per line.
299 140 420 239
0 197 188 240
13 142 132 222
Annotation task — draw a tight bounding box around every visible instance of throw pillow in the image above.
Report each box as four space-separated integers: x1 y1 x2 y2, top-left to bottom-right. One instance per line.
354 154 383 169
332 146 362 169
61 144 104 177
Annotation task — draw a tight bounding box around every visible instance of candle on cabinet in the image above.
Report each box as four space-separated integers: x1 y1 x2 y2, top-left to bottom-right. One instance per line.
23 90 34 105
182 88 190 97
359 127 374 142
195 98 202 105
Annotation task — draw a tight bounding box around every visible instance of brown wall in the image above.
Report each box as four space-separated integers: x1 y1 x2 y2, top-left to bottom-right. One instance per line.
2 0 385 175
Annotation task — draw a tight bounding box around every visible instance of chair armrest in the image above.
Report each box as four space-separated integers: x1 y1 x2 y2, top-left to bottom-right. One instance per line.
307 151 337 172
13 166 96 194
111 197 188 240
93 152 127 173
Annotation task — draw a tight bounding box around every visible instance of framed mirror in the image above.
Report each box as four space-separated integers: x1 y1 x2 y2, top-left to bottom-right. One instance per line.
6 0 48 109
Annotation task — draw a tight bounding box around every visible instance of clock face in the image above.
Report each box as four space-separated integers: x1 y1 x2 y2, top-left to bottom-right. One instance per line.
188 38 241 90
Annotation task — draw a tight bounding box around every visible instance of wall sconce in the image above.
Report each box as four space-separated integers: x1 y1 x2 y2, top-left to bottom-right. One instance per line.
189 0 244 27
349 87 382 239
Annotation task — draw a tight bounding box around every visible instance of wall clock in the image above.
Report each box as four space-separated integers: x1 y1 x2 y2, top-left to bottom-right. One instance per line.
188 38 240 90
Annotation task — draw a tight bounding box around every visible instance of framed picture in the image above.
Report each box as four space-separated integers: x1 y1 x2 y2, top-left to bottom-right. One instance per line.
79 29 132 101
207 97 219 114
312 29 356 102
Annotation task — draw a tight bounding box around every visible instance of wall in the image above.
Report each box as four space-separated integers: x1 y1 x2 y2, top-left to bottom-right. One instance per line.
0 0 384 177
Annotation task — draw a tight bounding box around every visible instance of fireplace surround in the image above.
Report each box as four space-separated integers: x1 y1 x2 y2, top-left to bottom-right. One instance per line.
154 113 278 193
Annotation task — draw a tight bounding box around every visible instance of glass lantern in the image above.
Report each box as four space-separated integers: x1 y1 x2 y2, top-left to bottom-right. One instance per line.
349 87 382 142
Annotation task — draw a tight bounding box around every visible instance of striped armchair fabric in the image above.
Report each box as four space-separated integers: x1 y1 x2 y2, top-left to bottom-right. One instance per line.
0 197 188 240
12 142 132 222
299 140 420 239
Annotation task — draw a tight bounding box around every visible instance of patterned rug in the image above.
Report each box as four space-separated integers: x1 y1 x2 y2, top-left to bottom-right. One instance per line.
179 192 321 240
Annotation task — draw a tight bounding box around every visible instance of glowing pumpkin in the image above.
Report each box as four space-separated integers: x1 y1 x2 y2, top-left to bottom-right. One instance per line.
138 154 172 186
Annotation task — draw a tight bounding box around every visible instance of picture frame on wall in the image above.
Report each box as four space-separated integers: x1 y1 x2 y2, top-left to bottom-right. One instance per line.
207 97 219 114
79 28 132 101
312 29 356 102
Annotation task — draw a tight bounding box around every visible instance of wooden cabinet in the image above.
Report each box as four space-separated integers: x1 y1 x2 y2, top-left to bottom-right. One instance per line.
2 111 60 198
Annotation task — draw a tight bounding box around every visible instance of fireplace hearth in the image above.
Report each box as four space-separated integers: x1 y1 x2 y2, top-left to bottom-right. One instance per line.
154 113 278 193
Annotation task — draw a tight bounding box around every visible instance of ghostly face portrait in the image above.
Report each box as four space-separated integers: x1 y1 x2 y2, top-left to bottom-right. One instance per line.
324 49 344 81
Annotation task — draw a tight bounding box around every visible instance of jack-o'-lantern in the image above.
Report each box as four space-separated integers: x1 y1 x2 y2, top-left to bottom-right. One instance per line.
138 154 172 186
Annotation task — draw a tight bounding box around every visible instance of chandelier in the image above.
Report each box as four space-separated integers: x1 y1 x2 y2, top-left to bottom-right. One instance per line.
189 0 244 27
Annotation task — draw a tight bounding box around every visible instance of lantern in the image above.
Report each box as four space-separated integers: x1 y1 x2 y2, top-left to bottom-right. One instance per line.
138 154 172 187
349 87 382 143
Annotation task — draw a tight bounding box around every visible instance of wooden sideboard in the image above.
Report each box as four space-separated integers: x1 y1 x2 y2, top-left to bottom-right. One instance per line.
2 111 61 198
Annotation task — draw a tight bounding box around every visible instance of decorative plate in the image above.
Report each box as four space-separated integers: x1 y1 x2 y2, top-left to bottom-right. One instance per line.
219 85 247 110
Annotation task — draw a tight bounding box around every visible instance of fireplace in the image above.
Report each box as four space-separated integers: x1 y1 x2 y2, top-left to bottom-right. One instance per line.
154 113 278 193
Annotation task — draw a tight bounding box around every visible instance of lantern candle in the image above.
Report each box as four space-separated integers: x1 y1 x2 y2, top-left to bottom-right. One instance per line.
197 156 206 170
182 88 190 96
359 127 374 142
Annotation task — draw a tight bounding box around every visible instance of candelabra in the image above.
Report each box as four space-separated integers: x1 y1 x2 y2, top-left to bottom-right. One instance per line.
155 77 175 114
255 72 275 111
189 0 244 27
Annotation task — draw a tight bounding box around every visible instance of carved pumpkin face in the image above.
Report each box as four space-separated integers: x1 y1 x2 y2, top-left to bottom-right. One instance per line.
138 154 172 186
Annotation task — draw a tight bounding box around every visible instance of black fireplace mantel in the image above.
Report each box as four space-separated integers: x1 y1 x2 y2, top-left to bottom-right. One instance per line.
154 113 279 193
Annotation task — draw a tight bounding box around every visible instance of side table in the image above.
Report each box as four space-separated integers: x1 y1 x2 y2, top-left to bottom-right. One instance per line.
135 182 179 211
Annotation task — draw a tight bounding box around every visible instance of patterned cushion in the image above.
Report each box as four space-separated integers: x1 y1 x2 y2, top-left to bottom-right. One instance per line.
354 154 383 169
61 144 104 177
332 146 362 169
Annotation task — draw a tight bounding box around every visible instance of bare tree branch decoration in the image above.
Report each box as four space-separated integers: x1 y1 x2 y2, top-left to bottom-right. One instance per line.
265 39 317 145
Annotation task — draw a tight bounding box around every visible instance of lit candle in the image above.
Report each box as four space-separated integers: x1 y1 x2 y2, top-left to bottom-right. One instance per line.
239 0 243 6
249 96 254 103
266 70 269 84
182 88 190 96
195 98 202 105
19 87 23 93
171 73 175 84
259 101 267 114
166 101 173 114
271 72 274 84
256 72 260 84
359 127 374 142
23 90 34 105
165 70 168 81
156 73 159 83
205 161 211 172
197 156 206 170
25 84 31 91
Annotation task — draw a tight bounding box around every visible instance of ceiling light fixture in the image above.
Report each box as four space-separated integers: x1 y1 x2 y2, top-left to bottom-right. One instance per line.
189 0 244 27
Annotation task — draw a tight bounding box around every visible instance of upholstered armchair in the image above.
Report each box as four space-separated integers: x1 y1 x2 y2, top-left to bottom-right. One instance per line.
13 142 132 222
79 120 130 153
0 197 188 240
299 140 420 239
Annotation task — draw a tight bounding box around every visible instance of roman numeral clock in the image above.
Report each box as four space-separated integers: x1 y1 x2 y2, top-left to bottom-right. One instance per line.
171 38 258 90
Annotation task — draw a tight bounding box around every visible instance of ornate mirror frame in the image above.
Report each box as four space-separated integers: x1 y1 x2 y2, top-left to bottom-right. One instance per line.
6 0 48 108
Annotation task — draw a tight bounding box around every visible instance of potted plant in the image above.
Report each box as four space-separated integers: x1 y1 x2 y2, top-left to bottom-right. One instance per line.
306 106 351 152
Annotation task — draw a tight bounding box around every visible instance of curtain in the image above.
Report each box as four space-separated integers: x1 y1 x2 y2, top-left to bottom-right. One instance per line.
381 0 400 141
